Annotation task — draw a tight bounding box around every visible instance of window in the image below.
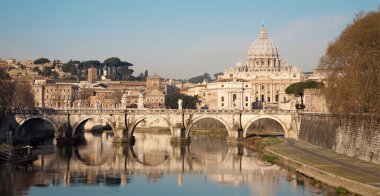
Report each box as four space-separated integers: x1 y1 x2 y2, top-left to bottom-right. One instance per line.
221 96 224 102
275 94 279 102
221 85 224 87
245 103 248 106
245 85 248 87
221 103 224 107
245 96 248 102
267 97 270 102
233 94 237 102
261 95 264 102
261 85 264 89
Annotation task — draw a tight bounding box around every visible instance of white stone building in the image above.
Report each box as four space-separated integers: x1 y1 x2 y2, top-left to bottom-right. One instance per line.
206 25 303 109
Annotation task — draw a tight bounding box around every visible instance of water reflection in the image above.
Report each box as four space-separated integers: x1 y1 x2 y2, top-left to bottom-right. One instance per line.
0 131 329 196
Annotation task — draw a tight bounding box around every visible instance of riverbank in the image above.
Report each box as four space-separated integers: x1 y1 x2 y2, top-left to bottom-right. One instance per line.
266 139 380 196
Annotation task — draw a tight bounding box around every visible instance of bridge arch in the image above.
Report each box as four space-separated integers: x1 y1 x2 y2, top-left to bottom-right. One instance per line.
15 116 59 137
73 144 114 166
186 115 231 138
243 115 288 138
129 145 170 166
129 116 173 137
72 116 115 137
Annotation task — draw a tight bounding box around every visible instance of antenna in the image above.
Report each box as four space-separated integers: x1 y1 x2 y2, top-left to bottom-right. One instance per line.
262 21 265 28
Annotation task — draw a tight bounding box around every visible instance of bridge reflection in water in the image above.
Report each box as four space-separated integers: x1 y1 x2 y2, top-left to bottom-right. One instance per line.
3 131 296 196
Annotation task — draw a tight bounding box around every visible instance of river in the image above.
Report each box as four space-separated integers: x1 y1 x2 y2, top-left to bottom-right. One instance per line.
0 131 334 196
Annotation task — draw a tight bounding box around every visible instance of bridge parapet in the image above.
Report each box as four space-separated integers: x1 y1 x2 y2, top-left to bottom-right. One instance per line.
10 107 294 116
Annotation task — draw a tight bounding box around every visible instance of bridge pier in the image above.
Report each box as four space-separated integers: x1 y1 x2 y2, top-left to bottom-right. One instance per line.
170 127 191 145
113 136 135 144
113 128 135 144
56 137 75 146
226 128 243 144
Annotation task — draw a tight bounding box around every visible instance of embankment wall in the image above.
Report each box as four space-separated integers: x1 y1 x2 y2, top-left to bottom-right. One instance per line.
299 113 380 164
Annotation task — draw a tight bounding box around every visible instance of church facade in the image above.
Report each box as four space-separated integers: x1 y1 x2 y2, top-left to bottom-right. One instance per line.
205 26 303 109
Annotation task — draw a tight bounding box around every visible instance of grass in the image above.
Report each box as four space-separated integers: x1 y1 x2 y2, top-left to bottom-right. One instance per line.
335 186 348 195
242 137 284 150
259 137 283 148
261 154 278 164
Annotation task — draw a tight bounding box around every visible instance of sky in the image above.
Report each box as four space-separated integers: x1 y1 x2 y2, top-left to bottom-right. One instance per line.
0 0 379 79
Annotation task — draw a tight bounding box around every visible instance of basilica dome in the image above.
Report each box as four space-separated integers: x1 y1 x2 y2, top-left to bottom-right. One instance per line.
247 27 279 58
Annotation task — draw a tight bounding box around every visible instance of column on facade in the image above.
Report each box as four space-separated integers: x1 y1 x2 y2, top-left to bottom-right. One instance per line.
258 84 261 102
264 83 268 103
267 83 270 102
228 92 231 108
271 84 274 103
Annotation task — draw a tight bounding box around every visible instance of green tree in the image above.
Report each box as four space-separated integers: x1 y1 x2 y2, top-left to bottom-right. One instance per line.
213 72 223 80
51 71 59 79
165 93 199 109
41 67 52 76
188 73 212 83
318 9 380 114
78 60 101 70
62 63 77 75
285 81 324 105
33 58 50 64
117 66 134 80
144 70 149 81
32 67 43 75
104 57 121 66
285 81 324 96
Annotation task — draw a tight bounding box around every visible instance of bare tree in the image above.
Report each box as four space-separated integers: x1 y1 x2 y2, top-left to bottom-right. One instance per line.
0 68 15 120
319 9 380 114
12 81 35 108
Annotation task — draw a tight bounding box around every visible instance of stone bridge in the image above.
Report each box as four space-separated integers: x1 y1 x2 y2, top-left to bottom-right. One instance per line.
10 108 297 144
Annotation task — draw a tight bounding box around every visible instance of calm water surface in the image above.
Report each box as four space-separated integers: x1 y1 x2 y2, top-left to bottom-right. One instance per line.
0 132 332 196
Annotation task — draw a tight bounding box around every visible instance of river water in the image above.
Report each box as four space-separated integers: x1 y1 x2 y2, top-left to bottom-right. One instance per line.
0 131 333 196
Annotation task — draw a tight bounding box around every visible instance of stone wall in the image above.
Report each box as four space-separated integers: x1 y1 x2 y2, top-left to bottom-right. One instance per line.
299 113 380 164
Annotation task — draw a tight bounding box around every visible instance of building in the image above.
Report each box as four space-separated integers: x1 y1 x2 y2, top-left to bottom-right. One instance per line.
144 74 165 108
73 81 147 109
44 83 79 108
205 25 303 109
88 67 98 84
303 88 328 112
5 58 16 65
32 84 45 108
